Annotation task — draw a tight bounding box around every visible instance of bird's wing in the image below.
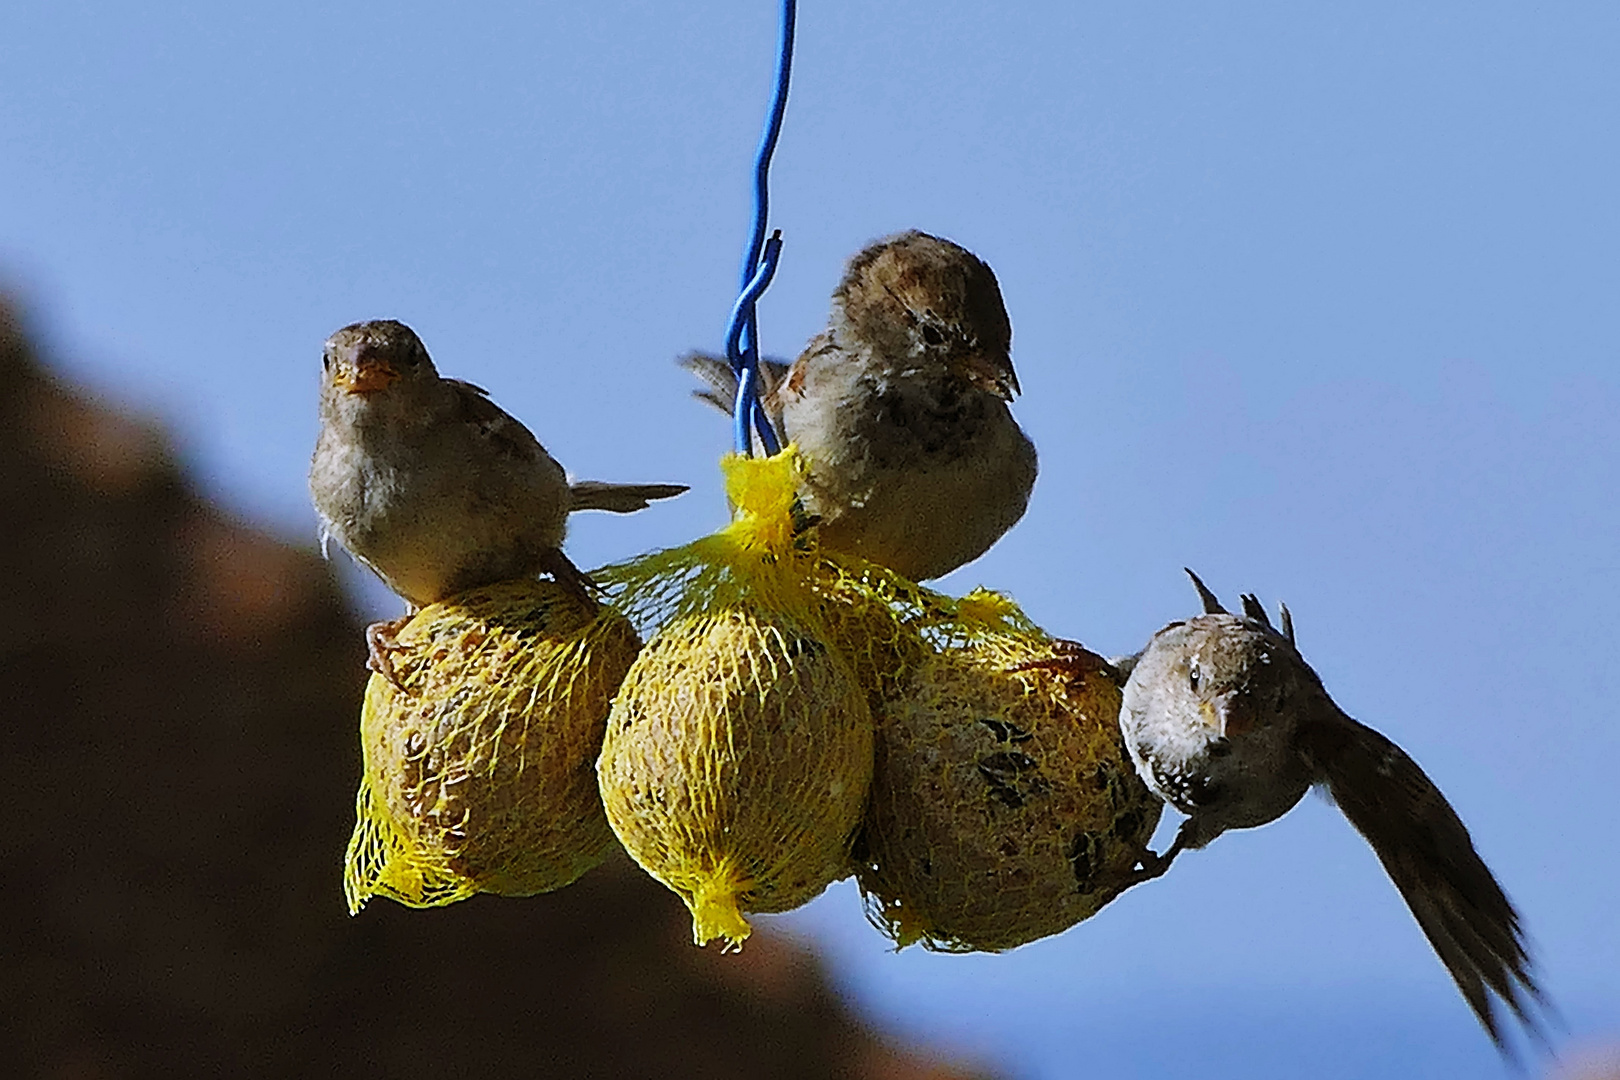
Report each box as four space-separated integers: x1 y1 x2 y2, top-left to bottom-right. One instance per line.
678 351 790 438
1240 593 1272 627
1301 709 1549 1054
568 481 688 514
1184 568 1229 614
679 351 738 413
443 377 554 468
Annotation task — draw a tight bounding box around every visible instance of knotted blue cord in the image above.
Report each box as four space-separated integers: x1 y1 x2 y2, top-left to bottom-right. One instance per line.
723 0 795 456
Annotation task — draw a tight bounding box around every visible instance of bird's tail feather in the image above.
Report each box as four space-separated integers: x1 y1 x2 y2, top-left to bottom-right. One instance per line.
679 351 791 418
1305 711 1550 1055
568 481 688 514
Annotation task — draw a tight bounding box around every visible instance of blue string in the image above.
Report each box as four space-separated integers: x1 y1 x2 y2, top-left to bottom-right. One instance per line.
723 0 795 456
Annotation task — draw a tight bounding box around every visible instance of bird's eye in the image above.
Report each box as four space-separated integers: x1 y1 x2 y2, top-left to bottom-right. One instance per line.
1188 662 1200 692
921 324 946 347
321 351 332 372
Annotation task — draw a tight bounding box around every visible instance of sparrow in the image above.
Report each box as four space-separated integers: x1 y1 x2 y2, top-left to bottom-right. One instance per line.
309 319 686 675
1115 569 1548 1052
682 230 1037 581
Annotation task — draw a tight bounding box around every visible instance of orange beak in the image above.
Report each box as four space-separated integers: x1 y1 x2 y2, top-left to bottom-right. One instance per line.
331 356 400 394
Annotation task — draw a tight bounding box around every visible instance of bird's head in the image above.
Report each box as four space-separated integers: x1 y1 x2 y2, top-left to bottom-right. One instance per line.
835 230 1020 401
322 319 436 398
1138 601 1331 767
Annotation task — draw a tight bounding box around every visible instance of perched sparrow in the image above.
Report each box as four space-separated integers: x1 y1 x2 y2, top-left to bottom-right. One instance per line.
1117 569 1547 1051
310 320 686 672
682 230 1037 581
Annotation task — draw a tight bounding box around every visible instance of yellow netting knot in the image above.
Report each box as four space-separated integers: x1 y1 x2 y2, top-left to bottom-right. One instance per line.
719 445 803 556
688 865 755 950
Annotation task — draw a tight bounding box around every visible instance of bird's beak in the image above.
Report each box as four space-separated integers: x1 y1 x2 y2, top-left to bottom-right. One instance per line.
330 356 400 394
956 352 1021 401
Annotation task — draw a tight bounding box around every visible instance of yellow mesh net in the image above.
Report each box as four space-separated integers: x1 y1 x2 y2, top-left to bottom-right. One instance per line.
763 537 1163 951
342 446 1159 954
593 446 1158 952
594 450 875 949
344 579 640 913
854 631 1162 952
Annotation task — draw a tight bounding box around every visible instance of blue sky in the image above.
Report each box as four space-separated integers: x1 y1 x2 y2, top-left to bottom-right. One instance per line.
3 3 1616 1076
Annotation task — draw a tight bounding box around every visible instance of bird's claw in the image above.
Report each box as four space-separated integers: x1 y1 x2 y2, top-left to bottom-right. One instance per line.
1113 831 1189 893
365 617 413 691
1123 847 1174 887
539 549 600 603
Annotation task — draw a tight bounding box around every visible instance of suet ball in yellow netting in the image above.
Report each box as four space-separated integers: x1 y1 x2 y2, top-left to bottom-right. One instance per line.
344 579 640 912
854 624 1163 952
598 605 872 948
594 449 876 949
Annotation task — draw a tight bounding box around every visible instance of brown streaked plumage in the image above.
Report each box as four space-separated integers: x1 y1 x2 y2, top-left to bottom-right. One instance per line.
682 230 1036 582
309 319 685 673
1116 569 1549 1054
